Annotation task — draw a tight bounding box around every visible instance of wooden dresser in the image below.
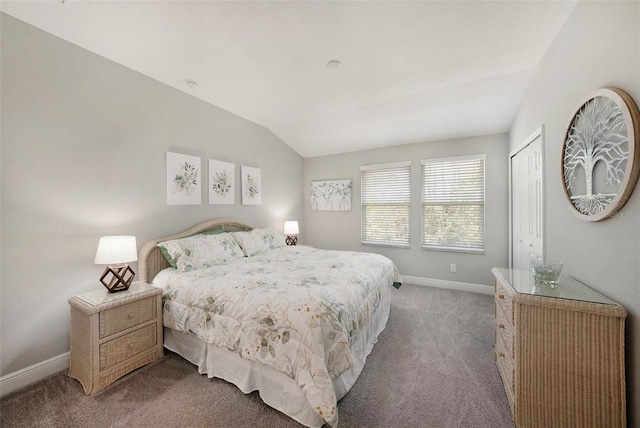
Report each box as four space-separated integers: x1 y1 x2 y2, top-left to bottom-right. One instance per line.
491 268 626 428
68 282 163 394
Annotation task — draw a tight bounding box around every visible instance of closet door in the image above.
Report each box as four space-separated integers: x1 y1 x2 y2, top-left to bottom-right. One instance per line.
511 132 544 271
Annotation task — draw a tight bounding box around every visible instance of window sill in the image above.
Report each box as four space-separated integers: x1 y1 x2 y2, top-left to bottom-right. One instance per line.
422 245 484 254
361 242 411 249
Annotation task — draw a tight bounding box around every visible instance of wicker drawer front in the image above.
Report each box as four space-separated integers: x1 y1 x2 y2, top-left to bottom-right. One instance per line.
99 324 157 371
495 280 512 320
100 298 156 338
495 331 514 396
495 304 513 356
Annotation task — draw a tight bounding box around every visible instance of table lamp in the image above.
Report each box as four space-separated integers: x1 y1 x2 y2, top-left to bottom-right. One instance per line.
284 221 299 246
94 236 137 292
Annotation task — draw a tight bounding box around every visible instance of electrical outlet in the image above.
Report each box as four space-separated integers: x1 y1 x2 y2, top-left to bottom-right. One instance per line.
450 264 456 273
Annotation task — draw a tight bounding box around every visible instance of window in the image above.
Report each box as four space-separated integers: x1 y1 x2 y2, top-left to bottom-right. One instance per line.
361 161 411 247
421 154 485 253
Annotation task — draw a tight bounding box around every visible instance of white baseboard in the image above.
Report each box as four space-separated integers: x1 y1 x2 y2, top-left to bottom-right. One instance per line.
401 275 493 295
0 352 70 397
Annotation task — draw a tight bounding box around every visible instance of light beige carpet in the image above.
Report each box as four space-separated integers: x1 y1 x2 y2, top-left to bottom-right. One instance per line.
0 284 514 427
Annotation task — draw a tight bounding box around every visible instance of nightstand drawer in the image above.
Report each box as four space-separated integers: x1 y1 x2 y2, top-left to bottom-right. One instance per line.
100 324 157 371
100 297 157 338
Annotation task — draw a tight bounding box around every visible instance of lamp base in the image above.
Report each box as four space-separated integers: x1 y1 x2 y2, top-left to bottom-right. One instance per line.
100 264 135 293
285 235 298 246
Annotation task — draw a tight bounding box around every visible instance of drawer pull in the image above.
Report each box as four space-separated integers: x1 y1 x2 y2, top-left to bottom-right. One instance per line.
499 323 505 329
128 343 135 349
498 293 505 299
498 352 505 358
128 313 134 319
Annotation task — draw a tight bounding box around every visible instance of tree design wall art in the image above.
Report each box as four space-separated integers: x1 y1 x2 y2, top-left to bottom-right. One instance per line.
562 88 640 221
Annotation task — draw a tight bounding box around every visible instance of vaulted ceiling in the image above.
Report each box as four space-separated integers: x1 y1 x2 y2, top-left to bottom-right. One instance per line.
1 1 577 157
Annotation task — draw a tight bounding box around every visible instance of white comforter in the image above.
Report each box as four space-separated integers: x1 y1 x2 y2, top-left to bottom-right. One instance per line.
154 246 399 426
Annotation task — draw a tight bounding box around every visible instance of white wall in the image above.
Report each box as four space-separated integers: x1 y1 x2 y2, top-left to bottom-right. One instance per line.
509 2 640 425
0 14 303 377
304 134 509 288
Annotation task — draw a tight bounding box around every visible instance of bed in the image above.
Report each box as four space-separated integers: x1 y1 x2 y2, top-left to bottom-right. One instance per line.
138 218 400 427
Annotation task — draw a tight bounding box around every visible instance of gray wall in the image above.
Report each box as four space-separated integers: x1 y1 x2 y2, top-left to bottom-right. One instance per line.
304 134 509 287
508 2 640 425
5 3 638 422
0 14 303 376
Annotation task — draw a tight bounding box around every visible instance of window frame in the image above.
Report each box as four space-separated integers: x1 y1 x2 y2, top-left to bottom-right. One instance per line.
420 154 486 254
360 161 412 248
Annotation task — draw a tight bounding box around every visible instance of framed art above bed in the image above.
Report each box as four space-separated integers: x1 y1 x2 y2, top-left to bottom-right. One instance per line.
138 218 400 427
209 159 235 205
241 166 262 205
166 152 201 205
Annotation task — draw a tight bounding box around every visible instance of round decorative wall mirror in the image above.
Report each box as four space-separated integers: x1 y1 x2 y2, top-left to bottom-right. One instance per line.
561 87 640 221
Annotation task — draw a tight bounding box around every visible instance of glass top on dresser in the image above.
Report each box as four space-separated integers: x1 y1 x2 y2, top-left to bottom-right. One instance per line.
493 268 617 305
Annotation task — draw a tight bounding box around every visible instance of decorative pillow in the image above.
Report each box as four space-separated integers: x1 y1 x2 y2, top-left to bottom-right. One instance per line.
232 227 286 257
157 233 244 273
158 229 225 268
158 245 178 269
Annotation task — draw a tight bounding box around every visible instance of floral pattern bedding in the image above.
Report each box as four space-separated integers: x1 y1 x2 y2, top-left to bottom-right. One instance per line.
157 246 400 427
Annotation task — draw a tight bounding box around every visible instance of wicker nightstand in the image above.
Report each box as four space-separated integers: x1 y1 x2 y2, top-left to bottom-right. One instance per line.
68 282 163 394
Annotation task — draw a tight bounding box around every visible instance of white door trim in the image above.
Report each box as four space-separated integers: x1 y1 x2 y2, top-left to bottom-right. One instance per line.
508 125 546 269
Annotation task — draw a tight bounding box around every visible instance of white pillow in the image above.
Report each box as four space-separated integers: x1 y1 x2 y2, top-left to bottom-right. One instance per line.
232 227 286 257
157 233 244 273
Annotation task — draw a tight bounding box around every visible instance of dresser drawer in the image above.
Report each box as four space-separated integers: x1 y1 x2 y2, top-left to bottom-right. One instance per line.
495 279 513 322
99 324 157 371
495 304 513 357
100 297 157 338
495 330 514 396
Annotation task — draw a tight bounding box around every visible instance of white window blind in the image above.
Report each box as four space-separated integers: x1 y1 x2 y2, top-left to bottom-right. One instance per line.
361 161 411 247
421 155 485 253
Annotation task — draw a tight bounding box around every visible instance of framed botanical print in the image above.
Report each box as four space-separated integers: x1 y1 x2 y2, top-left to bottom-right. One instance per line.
167 152 201 205
310 179 352 211
241 165 261 205
209 159 234 205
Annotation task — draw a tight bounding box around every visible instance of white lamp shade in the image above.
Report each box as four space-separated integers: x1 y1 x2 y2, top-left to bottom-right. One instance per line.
283 221 299 235
94 236 138 265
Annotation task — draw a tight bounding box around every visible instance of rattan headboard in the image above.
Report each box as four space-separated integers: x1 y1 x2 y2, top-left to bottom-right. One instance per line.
138 218 253 284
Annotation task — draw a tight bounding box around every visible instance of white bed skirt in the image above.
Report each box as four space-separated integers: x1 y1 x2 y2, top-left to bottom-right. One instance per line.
163 282 392 428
